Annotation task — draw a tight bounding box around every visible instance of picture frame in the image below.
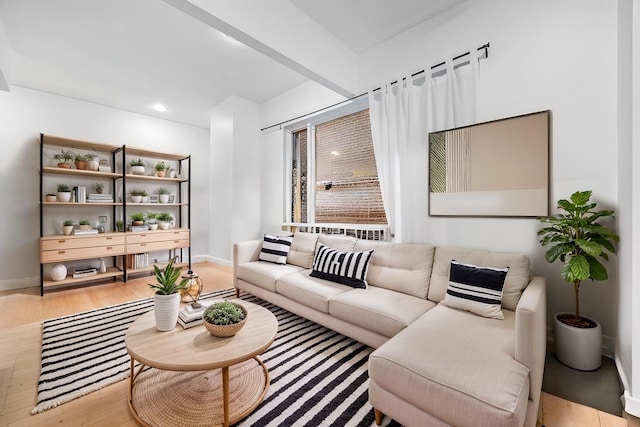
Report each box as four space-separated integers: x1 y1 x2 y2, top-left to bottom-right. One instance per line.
148 195 159 203
168 195 175 203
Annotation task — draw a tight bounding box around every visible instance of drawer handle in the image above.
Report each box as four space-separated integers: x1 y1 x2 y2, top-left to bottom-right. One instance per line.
140 234 147 237
106 237 113 240
174 240 180 244
106 246 113 250
140 243 146 247
58 240 66 243
58 250 66 254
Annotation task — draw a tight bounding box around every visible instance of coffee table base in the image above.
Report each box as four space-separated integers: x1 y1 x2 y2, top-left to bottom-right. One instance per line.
128 357 269 427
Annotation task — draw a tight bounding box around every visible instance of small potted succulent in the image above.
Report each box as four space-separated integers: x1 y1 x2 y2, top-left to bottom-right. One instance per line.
155 161 168 177
129 189 144 203
62 219 74 235
45 193 57 202
74 153 94 170
56 184 72 202
95 183 104 194
78 219 91 231
129 157 146 175
202 301 248 337
116 220 124 232
157 187 170 204
53 149 75 168
146 211 159 230
148 257 189 331
140 189 149 203
130 212 145 226
156 212 174 229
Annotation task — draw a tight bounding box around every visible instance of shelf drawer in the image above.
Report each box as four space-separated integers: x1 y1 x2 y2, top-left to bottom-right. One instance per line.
126 230 189 244
126 239 190 254
41 234 126 251
41 244 126 263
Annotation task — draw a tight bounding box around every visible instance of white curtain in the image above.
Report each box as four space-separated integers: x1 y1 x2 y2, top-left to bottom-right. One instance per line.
369 48 479 241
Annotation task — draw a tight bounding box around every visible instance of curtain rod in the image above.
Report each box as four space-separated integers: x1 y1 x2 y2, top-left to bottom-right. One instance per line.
260 42 490 132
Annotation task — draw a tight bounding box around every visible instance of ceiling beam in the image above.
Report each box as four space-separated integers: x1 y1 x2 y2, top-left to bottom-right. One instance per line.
161 0 359 98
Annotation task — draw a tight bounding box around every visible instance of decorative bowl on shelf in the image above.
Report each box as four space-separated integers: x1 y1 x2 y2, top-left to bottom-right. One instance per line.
202 302 248 337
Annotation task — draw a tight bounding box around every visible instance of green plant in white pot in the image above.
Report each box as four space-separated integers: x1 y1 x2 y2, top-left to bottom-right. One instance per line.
148 257 188 331
538 190 619 370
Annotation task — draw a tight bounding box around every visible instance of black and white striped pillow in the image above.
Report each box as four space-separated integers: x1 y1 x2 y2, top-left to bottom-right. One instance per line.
259 234 293 265
310 244 373 289
443 260 509 319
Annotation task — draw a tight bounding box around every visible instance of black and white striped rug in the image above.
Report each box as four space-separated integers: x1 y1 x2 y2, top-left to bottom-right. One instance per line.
33 288 398 426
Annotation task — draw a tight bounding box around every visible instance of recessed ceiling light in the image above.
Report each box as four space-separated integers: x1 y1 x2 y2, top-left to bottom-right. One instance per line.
151 103 168 112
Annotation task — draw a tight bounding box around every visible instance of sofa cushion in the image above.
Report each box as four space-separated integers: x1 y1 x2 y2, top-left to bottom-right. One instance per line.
258 234 293 265
429 246 530 310
330 286 436 337
318 234 357 251
354 240 435 299
369 305 529 427
276 270 352 313
236 261 304 292
287 232 319 268
443 260 509 319
310 244 373 289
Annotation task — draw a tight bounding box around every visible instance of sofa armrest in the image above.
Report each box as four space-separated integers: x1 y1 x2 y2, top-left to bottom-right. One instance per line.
514 276 546 406
233 240 262 287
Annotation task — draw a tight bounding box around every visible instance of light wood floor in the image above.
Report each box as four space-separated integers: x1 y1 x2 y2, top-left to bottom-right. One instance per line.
0 262 631 426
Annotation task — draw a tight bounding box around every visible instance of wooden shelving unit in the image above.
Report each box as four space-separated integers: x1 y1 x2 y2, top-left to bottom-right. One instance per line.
39 134 192 295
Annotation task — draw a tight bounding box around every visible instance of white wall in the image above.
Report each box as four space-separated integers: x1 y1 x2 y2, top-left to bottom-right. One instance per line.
0 86 210 290
209 96 262 264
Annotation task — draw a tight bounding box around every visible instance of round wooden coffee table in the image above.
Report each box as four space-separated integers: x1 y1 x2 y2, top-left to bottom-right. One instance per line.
125 299 278 427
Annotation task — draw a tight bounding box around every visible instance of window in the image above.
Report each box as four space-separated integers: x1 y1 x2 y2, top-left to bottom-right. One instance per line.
289 108 387 225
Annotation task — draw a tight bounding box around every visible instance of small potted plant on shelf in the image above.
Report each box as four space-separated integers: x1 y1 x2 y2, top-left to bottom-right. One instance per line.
157 187 170 204
129 157 146 175
86 153 99 171
538 190 619 371
56 184 71 202
156 212 174 229
146 211 159 230
154 161 168 177
202 301 248 337
62 219 74 235
140 189 149 203
73 153 93 170
53 149 75 169
95 183 104 194
116 220 124 232
45 193 57 202
129 189 144 203
148 257 189 331
130 212 145 226
78 219 91 231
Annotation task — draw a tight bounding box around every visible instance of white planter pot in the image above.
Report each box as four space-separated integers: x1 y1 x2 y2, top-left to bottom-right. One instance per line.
87 159 99 171
141 196 149 203
62 225 74 235
50 264 67 281
131 165 145 175
57 191 71 202
130 195 142 203
554 312 602 371
148 223 158 230
159 194 169 204
158 221 170 230
154 293 180 331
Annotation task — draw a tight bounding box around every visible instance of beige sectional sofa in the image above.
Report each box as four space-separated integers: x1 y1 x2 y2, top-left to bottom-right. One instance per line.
233 232 546 427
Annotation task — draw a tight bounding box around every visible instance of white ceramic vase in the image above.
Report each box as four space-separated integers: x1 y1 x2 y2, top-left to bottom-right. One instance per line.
50 263 67 281
57 191 71 202
554 312 602 371
87 159 99 171
159 194 169 204
154 293 181 331
131 165 145 175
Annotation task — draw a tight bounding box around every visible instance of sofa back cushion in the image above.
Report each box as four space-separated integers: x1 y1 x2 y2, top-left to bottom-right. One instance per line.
287 232 319 269
318 234 357 251
354 240 435 299
429 246 530 310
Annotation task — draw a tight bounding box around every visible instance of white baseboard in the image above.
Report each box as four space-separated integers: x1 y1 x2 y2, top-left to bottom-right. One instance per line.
197 255 232 267
0 276 39 291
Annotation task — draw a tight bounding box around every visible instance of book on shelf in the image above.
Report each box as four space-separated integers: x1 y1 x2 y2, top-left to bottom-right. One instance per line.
87 198 114 203
73 229 99 235
130 225 149 232
127 253 149 269
72 267 97 278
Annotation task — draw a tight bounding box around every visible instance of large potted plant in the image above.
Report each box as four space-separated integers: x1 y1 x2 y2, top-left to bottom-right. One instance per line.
148 257 188 331
538 190 619 370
